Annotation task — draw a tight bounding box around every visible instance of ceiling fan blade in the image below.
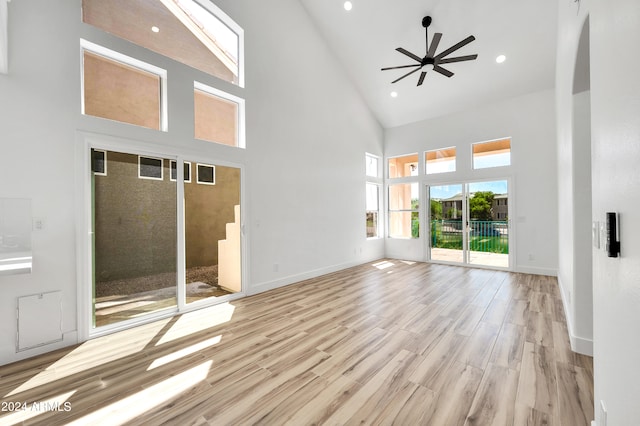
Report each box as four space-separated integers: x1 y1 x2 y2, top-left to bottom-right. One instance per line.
433 65 454 78
417 71 427 86
395 47 422 63
438 54 478 64
381 64 422 71
391 66 423 84
427 33 442 58
435 35 476 59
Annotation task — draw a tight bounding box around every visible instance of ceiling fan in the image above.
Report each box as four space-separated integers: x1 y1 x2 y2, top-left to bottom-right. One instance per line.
382 16 477 86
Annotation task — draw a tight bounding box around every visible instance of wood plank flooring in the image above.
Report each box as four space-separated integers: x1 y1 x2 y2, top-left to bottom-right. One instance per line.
0 260 594 425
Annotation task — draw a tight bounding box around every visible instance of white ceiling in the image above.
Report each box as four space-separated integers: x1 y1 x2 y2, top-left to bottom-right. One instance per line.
298 0 559 128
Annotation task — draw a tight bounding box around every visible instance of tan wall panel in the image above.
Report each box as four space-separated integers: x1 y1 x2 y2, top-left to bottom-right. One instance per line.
194 90 238 147
84 52 160 130
185 165 241 267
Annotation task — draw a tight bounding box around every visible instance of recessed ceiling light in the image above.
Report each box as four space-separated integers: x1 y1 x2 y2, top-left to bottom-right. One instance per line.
344 1 353 11
151 26 160 33
496 54 506 64
390 91 398 98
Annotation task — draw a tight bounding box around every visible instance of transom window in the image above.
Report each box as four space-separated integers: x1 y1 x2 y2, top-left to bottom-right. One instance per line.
366 153 380 178
388 154 419 178
82 0 244 86
425 147 456 175
194 82 245 148
472 138 511 169
81 40 167 131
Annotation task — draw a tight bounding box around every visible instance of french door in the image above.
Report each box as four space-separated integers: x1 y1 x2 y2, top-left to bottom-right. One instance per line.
89 146 243 331
428 179 510 268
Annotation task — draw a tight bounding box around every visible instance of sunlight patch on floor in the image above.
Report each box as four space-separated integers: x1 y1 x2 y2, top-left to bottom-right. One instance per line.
66 361 212 426
148 335 222 370
372 260 394 270
155 302 235 346
4 319 171 397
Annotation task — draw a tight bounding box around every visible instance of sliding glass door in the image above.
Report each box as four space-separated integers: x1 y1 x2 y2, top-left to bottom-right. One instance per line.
92 150 177 328
90 148 242 330
429 184 465 263
428 180 509 269
467 180 509 268
184 163 241 304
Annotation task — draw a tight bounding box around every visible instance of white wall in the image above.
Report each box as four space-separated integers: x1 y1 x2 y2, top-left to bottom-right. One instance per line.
557 0 640 424
0 0 383 365
384 90 558 275
556 2 594 356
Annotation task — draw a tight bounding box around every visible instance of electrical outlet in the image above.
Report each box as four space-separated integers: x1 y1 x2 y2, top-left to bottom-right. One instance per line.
273 263 279 273
599 400 607 426
32 217 44 231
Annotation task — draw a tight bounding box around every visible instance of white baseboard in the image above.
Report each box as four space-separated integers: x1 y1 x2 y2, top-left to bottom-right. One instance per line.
515 265 558 276
249 256 381 296
557 276 593 356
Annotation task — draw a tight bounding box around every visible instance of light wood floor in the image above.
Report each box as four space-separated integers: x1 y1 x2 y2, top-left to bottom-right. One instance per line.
0 260 593 425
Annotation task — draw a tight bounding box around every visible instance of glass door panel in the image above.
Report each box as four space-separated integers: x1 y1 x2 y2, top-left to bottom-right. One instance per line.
184 163 242 303
92 149 177 328
468 180 509 268
429 184 464 263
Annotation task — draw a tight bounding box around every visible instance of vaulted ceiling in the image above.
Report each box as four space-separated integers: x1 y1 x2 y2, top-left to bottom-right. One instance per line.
298 0 559 128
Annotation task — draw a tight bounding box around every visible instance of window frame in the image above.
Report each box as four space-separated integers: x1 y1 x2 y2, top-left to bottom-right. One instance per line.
388 182 420 239
170 160 192 183
194 0 245 88
471 138 512 170
365 153 380 178
81 0 244 88
366 182 381 239
425 146 457 175
365 153 382 239
92 149 107 176
138 155 164 181
388 153 419 179
196 163 216 185
80 39 168 132
194 81 245 149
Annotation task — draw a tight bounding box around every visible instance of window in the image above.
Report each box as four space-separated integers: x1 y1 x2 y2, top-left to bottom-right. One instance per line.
366 153 379 178
82 0 243 86
139 156 164 180
425 147 456 175
170 161 191 182
365 153 382 238
92 149 107 176
194 82 245 148
388 154 419 178
388 183 419 239
472 138 511 169
196 163 215 185
366 183 380 238
81 40 167 131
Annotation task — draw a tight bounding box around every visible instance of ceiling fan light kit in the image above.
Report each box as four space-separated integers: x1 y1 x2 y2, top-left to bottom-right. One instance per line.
382 16 477 86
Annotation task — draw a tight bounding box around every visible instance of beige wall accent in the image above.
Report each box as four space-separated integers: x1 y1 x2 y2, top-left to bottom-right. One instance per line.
218 205 241 292
388 154 418 178
94 152 241 282
83 51 160 130
94 152 176 281
185 165 240 268
194 89 238 147
472 138 511 156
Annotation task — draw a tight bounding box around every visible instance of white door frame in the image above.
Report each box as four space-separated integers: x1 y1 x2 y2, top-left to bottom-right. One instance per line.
75 131 247 340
